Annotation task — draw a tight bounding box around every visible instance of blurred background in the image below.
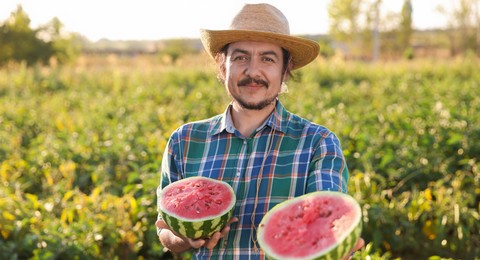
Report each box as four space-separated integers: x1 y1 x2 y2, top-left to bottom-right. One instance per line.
1 0 479 63
0 0 479 259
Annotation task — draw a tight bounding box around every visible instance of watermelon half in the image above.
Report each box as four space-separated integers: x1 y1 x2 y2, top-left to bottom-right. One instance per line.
158 176 236 239
257 191 362 260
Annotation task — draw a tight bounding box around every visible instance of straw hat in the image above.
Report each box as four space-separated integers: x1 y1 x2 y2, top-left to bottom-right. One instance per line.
200 3 320 70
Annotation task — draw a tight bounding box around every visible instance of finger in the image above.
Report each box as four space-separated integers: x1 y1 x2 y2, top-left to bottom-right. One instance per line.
155 219 169 229
188 238 206 249
341 238 365 260
227 217 239 225
352 238 365 252
156 220 189 241
221 217 239 236
355 238 365 251
205 232 222 250
220 225 231 237
203 217 238 250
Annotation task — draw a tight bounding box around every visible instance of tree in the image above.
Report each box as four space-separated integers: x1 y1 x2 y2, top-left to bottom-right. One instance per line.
371 0 382 61
437 0 478 56
0 5 51 66
158 39 196 64
318 37 336 59
328 0 388 60
476 0 480 56
399 0 413 55
0 5 78 67
40 17 80 64
328 0 363 58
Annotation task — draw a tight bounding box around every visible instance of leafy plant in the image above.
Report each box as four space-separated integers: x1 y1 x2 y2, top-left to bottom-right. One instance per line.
1 57 479 259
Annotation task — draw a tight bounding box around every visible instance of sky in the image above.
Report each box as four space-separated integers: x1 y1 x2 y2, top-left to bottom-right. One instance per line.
1 0 455 41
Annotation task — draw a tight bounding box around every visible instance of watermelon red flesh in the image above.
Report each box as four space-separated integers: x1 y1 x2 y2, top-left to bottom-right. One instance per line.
161 178 233 219
258 191 362 259
159 176 236 239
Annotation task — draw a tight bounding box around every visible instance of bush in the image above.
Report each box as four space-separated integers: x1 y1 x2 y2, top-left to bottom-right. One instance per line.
1 57 478 259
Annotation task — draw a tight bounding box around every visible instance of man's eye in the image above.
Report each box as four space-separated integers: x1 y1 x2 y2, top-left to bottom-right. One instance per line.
233 56 248 61
263 57 275 62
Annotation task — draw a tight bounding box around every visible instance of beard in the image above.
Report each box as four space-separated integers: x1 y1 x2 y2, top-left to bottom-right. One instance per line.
231 77 278 110
234 95 277 110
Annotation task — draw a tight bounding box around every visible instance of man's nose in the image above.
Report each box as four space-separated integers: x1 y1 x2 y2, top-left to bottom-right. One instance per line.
244 58 261 77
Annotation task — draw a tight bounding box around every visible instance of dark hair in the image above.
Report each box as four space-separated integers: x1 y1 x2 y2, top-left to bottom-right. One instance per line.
280 48 292 77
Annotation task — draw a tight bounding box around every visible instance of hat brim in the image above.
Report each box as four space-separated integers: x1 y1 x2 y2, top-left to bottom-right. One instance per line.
200 29 319 70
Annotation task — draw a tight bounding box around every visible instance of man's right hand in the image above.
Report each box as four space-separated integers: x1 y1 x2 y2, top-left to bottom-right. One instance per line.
156 217 239 252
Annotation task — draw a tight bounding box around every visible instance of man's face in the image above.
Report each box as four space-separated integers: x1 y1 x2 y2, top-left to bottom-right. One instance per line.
223 41 285 111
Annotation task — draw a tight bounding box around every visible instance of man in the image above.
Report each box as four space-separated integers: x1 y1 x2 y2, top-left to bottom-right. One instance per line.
156 3 363 259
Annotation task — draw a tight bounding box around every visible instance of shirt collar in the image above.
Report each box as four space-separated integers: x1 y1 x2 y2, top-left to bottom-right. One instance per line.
212 99 289 136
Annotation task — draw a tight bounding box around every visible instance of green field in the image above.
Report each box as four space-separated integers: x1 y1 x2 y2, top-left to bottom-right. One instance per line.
0 55 479 259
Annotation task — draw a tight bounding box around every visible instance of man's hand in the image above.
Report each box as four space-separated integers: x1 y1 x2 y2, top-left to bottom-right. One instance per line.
195 217 239 249
156 217 239 252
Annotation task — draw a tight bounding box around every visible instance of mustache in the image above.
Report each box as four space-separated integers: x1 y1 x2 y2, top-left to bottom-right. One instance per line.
237 77 268 88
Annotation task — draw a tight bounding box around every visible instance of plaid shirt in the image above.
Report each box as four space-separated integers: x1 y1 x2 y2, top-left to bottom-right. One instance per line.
157 100 349 259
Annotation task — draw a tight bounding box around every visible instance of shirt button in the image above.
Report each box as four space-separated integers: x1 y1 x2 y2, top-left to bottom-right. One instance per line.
243 140 247 145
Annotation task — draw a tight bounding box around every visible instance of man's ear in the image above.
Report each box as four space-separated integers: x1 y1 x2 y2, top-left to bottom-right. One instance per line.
282 57 293 82
215 54 227 83
220 62 226 80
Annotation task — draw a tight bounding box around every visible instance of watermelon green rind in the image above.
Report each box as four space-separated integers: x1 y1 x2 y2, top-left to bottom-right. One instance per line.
160 206 234 239
158 176 236 239
257 191 362 260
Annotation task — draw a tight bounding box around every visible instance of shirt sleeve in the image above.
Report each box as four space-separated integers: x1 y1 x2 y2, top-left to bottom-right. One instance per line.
156 130 183 235
306 131 349 193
